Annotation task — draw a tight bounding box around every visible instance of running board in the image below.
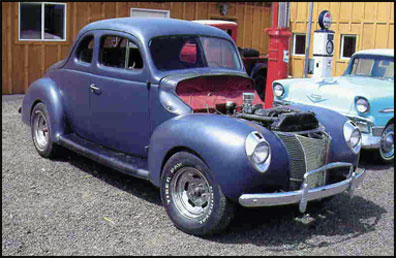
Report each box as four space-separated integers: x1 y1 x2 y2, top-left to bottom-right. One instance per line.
58 134 150 180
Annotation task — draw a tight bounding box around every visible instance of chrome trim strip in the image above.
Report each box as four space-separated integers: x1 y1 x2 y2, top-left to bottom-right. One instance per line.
379 108 394 113
239 162 366 213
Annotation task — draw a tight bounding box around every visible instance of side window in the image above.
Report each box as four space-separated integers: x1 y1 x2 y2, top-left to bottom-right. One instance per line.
76 35 94 63
100 36 143 70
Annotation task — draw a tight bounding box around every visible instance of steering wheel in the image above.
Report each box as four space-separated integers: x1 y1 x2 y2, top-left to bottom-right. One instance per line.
128 61 136 69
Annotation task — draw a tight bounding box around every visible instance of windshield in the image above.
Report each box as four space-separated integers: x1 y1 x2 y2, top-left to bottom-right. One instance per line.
149 35 241 71
349 55 394 81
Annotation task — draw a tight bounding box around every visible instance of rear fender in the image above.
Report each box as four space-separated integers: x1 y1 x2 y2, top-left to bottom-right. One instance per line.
21 78 65 143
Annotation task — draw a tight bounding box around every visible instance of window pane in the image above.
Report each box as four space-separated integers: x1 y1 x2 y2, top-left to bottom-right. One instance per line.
20 3 42 40
201 37 241 69
351 58 374 76
342 36 356 58
294 34 306 55
100 36 127 68
127 41 143 69
149 36 205 71
44 4 65 39
77 36 94 63
180 41 198 64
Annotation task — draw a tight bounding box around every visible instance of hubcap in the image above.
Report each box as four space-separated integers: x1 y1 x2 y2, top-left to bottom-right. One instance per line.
380 128 394 160
33 111 49 151
170 167 212 220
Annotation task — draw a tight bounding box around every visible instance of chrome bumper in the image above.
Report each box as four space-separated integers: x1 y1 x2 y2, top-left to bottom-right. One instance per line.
239 162 367 213
361 133 381 149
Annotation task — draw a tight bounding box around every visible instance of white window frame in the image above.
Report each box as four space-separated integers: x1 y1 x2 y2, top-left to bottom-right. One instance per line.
340 34 357 60
292 33 306 56
130 8 170 18
18 2 67 41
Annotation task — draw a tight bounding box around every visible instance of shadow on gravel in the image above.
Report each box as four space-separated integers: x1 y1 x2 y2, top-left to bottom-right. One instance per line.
358 150 394 171
206 194 386 251
50 148 162 206
51 147 387 251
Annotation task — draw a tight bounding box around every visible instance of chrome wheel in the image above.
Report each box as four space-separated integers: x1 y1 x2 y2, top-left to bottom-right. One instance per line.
33 110 49 151
380 125 394 160
170 167 212 220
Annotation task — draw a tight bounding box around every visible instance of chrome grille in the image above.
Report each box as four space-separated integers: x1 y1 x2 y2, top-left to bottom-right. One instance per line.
277 131 330 190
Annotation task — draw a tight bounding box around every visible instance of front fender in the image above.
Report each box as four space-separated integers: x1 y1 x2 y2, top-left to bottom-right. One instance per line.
21 78 65 143
250 63 267 78
288 104 360 166
148 114 290 201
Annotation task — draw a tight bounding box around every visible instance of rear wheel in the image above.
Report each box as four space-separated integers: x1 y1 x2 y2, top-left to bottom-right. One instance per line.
160 151 235 236
31 102 60 158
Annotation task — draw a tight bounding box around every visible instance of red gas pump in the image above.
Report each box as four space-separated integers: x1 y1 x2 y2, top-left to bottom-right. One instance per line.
263 3 292 109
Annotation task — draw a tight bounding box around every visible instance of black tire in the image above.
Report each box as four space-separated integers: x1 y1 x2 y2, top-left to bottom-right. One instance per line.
376 123 394 163
253 73 267 101
160 151 236 236
30 102 61 158
242 48 260 57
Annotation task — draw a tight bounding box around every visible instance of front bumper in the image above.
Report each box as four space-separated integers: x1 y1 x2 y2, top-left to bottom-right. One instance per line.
239 162 366 213
361 133 381 149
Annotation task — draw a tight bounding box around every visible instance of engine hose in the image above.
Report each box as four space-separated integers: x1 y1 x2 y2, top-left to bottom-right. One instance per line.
235 113 277 122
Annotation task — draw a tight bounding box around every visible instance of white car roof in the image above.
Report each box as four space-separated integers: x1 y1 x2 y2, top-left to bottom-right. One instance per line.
354 49 394 57
192 20 238 26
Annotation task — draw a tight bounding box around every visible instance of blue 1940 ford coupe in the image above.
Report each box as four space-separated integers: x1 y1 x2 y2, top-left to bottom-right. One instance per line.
21 18 366 236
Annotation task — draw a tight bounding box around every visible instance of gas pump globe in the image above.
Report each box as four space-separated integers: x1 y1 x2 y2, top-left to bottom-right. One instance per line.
313 10 335 78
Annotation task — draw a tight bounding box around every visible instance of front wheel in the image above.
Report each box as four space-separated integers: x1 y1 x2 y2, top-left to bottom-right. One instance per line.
160 151 235 236
377 123 394 163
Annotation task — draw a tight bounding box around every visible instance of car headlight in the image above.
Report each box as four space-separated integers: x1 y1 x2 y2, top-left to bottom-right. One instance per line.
273 83 284 97
245 131 271 173
355 97 369 114
343 121 362 154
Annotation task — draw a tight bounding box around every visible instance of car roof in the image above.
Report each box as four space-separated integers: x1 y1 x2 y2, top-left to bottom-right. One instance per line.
353 49 394 57
77 17 231 43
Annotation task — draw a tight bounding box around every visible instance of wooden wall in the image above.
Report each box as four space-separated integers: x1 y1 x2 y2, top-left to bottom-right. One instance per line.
289 2 395 77
2 2 271 94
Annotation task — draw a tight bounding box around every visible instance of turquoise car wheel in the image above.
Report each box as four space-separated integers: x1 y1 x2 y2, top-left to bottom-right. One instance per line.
379 123 394 162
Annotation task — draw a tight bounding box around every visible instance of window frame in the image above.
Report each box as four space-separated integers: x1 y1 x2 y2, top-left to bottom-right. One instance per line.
99 34 144 71
340 34 357 60
130 8 170 18
18 2 67 42
292 33 306 57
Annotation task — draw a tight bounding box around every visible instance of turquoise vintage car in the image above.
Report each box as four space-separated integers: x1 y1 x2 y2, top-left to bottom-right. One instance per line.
273 49 394 163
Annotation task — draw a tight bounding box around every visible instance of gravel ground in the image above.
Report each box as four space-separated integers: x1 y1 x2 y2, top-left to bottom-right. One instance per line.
2 96 394 256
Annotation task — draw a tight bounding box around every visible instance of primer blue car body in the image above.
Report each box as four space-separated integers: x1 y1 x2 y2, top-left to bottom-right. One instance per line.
21 18 366 236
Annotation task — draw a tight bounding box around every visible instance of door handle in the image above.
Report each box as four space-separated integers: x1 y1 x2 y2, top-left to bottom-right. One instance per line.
90 83 101 94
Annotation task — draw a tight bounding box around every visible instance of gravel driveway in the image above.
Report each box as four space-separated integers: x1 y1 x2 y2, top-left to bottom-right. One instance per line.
2 96 394 256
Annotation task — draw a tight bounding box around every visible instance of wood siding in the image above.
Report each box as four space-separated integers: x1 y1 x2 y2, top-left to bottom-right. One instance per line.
2 2 271 94
289 2 394 77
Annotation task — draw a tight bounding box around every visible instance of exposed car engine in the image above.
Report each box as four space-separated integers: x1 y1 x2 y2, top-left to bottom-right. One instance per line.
216 93 320 132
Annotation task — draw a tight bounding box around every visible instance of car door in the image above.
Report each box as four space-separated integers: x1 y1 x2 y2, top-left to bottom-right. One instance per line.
89 31 150 157
60 33 95 140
